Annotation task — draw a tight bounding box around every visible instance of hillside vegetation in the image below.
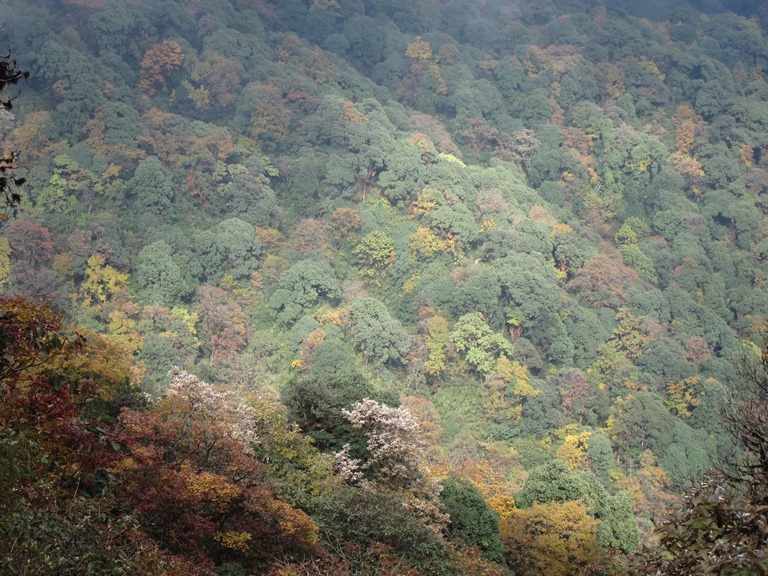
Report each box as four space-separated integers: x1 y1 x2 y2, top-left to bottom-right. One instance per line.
2 0 768 574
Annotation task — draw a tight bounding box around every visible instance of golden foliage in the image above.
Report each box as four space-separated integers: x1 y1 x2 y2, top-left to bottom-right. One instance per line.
556 431 592 470
410 226 447 259
214 530 253 552
137 40 185 96
79 253 129 306
501 500 601 576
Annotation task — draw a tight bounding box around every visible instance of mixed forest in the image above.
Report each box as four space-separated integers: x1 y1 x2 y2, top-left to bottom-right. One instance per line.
2 0 768 574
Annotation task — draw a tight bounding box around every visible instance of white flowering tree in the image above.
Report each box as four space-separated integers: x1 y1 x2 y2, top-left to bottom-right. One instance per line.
164 367 317 469
334 398 448 529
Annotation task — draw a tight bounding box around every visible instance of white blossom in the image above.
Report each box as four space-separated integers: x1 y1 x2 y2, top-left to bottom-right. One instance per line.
338 398 448 529
332 443 364 484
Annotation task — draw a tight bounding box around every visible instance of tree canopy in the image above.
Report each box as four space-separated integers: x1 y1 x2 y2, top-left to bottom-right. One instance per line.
3 0 768 572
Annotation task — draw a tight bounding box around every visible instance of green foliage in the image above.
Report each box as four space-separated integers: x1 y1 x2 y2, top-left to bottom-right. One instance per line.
634 339 768 575
269 259 341 324
516 460 587 509
213 159 280 227
450 312 512 375
377 139 425 204
586 430 615 486
496 253 560 331
314 484 458 576
33 154 90 217
134 241 191 306
349 297 411 368
619 244 657 282
354 230 397 284
196 218 261 282
441 477 505 563
517 460 639 552
136 333 180 395
281 339 377 450
9 1 768 569
598 490 640 552
129 156 175 214
450 267 503 329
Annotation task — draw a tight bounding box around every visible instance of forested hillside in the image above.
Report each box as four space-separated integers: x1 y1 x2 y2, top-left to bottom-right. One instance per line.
2 0 768 574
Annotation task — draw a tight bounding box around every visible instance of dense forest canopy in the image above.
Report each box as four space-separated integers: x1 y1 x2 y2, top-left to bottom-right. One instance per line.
2 0 768 574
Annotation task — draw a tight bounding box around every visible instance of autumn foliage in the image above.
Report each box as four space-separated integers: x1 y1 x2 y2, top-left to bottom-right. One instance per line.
113 394 318 569
138 40 185 96
8 0 768 573
0 299 317 574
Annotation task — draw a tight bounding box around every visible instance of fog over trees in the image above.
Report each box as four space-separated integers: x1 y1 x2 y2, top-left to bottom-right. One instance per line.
2 0 768 574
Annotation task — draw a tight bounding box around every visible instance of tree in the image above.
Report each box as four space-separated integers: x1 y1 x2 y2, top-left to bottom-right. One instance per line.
281 339 375 450
354 230 396 284
5 218 54 267
136 332 181 395
334 398 447 529
450 267 503 328
0 51 29 219
113 372 318 570
608 390 676 466
450 312 512 375
349 297 411 368
501 500 601 576
516 460 586 509
137 39 185 96
188 50 243 109
377 139 426 204
570 253 638 308
637 473 768 576
635 337 768 576
240 83 293 147
496 254 560 333
559 369 592 424
129 156 175 214
194 285 247 363
196 218 261 283
53 153 107 211
0 298 178 575
4 219 59 300
313 483 453 575
517 458 638 547
666 375 702 418
423 314 451 376
440 477 505 563
268 258 341 324
483 357 540 425
213 159 281 227
134 241 191 306
330 207 361 246
598 490 640 552
610 307 651 361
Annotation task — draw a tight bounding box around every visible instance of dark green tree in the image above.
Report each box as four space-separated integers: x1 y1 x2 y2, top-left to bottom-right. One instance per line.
134 240 191 306
349 297 411 368
516 460 586 509
269 259 341 324
441 477 505 563
128 156 174 214
136 333 181 396
201 218 261 282
281 339 379 450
